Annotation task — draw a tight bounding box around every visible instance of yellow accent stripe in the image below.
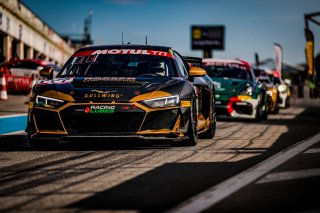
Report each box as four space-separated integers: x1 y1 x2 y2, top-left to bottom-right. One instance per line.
137 129 172 134
238 95 252 100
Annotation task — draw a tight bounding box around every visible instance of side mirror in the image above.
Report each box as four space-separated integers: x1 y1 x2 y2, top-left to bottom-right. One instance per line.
189 67 207 77
39 67 53 79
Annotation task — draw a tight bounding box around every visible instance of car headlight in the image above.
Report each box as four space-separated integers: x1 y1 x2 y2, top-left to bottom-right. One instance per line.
35 95 65 108
240 86 253 96
278 84 286 92
142 95 180 108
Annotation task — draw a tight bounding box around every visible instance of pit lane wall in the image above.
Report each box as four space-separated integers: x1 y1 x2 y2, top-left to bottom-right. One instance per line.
0 0 74 66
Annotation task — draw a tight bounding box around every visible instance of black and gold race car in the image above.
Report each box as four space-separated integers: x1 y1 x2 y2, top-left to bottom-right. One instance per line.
26 45 216 146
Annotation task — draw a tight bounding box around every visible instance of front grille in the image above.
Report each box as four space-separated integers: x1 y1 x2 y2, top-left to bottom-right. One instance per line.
34 109 64 131
233 102 253 115
140 109 178 131
60 106 145 134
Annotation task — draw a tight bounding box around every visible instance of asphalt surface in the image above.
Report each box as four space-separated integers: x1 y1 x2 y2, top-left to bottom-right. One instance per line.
0 94 320 212
0 94 29 116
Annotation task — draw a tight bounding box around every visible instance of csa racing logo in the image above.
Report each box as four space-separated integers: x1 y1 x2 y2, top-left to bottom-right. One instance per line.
85 105 115 114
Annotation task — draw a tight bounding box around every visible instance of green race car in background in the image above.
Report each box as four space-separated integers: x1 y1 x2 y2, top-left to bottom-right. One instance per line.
202 58 268 121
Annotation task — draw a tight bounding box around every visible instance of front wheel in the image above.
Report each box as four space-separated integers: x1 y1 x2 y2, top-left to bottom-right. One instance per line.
185 96 198 146
200 96 216 139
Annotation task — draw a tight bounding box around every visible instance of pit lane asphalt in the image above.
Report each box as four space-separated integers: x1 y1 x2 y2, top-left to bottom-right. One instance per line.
0 95 320 213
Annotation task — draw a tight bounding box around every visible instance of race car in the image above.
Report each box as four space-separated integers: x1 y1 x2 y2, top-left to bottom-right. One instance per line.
254 68 279 113
202 58 268 121
0 59 59 93
267 70 291 108
26 45 216 146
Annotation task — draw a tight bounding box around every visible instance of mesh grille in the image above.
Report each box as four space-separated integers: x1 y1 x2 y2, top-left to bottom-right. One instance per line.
60 107 145 134
141 109 178 131
34 109 64 131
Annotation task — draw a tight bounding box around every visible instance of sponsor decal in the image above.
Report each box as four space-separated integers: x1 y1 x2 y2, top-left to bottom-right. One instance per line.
91 49 173 58
203 62 248 71
83 77 136 83
73 49 173 58
84 93 122 98
7 76 30 86
85 105 116 114
36 78 74 87
84 89 122 99
91 90 117 94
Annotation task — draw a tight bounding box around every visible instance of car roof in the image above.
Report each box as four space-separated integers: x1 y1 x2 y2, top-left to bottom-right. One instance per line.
202 58 244 65
6 59 54 66
76 45 173 53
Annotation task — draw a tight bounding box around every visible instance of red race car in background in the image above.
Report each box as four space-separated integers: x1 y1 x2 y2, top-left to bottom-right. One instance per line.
0 59 59 93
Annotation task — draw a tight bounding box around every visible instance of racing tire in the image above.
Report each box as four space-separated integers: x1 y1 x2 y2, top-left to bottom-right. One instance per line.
254 104 262 122
261 109 268 120
261 93 268 120
185 96 198 146
200 96 216 139
274 103 280 114
285 97 290 108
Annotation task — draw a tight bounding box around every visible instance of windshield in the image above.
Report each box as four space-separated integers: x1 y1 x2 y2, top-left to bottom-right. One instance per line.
203 63 251 80
268 74 281 84
259 78 271 84
59 53 175 78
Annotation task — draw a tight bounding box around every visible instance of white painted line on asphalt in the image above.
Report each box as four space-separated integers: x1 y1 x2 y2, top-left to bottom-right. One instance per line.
166 132 320 213
0 113 27 119
304 148 320 154
256 168 320 184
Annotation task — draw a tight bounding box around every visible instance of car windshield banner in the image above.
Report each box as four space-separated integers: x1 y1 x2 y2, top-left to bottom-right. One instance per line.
73 49 174 58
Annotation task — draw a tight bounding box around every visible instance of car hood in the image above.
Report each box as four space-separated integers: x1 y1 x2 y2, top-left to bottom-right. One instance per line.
34 77 185 102
211 77 250 97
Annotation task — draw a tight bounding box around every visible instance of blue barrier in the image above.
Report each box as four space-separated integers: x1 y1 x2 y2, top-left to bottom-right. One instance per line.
0 115 27 134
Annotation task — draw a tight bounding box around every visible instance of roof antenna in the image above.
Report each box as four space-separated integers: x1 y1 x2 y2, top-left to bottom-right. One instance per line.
122 33 124 45
145 36 148 45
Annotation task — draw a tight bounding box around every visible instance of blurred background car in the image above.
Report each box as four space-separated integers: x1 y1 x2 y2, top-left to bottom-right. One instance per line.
265 69 291 108
254 68 279 113
202 58 268 121
0 59 60 94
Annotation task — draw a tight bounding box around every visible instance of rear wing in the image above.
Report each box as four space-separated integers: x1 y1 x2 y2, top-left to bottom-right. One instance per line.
183 56 203 68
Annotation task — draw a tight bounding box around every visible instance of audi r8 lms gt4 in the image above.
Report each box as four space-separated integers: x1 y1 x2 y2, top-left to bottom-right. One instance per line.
202 59 268 121
26 45 216 146
267 70 291 108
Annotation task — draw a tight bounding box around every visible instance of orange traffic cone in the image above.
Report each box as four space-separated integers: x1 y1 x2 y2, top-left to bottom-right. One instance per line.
0 72 8 100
